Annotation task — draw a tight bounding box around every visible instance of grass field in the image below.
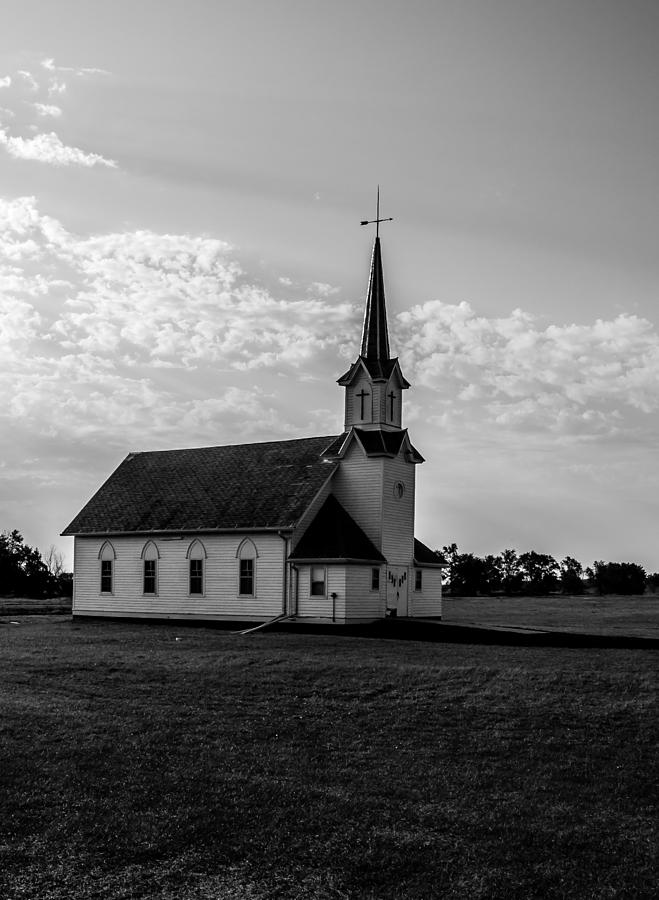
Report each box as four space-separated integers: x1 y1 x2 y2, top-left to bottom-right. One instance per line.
1 613 658 899
442 594 659 638
0 596 72 616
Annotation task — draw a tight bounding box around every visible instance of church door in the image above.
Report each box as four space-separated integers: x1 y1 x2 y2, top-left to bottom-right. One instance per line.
386 566 408 616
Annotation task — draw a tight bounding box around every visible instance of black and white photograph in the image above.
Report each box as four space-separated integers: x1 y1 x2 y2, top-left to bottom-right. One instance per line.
1 1 658 897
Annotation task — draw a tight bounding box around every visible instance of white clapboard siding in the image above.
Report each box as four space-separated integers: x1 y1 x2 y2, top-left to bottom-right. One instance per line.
408 569 443 618
344 375 374 428
73 534 287 620
381 454 416 565
345 565 385 620
331 442 384 547
371 382 385 425
295 564 385 623
294 565 346 620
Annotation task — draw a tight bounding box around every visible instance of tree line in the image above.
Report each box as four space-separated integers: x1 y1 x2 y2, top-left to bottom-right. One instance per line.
440 544 658 596
0 530 72 599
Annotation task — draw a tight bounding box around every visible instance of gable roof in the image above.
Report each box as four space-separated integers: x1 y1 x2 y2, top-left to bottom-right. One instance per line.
290 495 385 563
336 356 410 388
414 539 445 568
321 428 424 463
62 435 340 536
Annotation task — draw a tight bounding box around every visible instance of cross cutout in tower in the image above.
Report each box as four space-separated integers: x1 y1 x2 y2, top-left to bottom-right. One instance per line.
357 388 369 419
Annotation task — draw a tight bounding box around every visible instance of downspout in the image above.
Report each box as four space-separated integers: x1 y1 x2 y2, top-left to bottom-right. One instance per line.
291 565 299 617
277 531 289 615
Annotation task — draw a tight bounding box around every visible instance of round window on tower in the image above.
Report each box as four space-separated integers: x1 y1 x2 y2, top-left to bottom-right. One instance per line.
393 481 405 499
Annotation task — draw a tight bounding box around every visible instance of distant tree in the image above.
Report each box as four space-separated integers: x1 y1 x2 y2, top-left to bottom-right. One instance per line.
590 561 647 595
482 555 503 594
449 553 490 596
45 545 65 579
441 543 460 588
560 556 585 594
647 573 659 594
498 548 523 595
518 551 559 595
0 530 61 598
58 571 74 598
441 544 504 595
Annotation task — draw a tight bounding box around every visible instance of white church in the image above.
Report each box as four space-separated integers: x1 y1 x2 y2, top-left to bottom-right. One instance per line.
63 226 443 624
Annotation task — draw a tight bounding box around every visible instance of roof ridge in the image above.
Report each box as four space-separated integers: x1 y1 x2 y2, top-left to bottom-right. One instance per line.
124 434 340 457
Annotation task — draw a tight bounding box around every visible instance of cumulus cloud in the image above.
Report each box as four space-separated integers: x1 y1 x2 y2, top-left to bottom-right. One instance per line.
32 102 62 118
397 300 659 436
1 195 658 460
0 128 117 167
0 59 115 169
47 80 66 96
0 197 354 449
17 70 39 92
308 281 339 297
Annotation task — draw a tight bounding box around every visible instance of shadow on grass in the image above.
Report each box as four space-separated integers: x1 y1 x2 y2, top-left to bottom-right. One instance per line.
65 613 659 649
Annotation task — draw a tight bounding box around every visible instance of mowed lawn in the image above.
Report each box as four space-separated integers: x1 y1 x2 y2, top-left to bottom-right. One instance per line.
1 616 658 899
442 594 659 638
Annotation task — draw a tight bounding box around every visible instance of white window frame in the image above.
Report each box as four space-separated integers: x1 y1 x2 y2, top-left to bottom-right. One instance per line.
143 558 157 595
310 566 327 597
238 558 254 596
98 541 116 595
189 558 204 596
236 538 258 598
187 540 207 596
141 541 159 596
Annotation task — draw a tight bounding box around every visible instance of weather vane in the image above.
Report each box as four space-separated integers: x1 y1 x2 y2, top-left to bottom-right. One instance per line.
360 185 393 238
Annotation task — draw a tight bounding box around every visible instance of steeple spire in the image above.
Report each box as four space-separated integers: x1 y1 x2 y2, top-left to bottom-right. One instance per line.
360 236 390 360
359 187 393 361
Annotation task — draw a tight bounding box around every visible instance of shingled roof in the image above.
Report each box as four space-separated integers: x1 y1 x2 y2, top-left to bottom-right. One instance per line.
290 495 385 563
336 356 411 387
62 436 339 535
414 539 445 567
321 428 424 462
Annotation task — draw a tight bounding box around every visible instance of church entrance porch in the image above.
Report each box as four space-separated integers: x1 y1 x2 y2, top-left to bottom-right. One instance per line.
386 566 408 616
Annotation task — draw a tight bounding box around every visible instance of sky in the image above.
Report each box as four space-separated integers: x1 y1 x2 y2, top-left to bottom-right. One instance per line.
1 0 658 572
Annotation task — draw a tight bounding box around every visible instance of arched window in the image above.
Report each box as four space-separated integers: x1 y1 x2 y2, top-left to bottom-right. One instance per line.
98 541 116 594
141 541 159 595
236 538 258 597
186 540 206 595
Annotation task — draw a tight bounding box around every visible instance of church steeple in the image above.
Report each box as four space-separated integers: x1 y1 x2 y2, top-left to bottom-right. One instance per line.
337 193 410 432
360 236 390 361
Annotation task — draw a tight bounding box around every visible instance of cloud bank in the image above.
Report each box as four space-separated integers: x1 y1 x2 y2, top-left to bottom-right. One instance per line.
0 196 353 448
1 197 658 451
398 300 659 439
0 58 116 169
0 129 116 167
